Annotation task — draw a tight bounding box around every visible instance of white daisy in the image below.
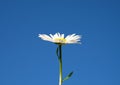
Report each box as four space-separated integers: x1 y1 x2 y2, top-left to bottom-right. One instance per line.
38 32 81 44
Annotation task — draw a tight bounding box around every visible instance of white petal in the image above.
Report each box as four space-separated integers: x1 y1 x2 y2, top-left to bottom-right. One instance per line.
57 32 60 37
65 34 76 40
61 34 64 38
49 34 54 39
65 34 81 44
38 34 53 42
53 33 59 38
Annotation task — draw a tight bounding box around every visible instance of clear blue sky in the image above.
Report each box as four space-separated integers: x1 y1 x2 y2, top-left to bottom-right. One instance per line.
0 0 120 85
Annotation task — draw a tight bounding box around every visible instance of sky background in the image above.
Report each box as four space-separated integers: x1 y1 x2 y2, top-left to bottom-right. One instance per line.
0 0 120 85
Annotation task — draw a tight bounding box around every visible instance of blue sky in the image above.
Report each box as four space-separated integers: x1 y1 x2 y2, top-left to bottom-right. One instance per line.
0 0 120 85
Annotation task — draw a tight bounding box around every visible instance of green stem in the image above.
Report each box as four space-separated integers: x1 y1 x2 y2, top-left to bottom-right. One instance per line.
59 45 62 85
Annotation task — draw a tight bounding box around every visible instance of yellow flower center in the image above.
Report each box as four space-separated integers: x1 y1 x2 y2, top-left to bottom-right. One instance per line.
54 38 66 44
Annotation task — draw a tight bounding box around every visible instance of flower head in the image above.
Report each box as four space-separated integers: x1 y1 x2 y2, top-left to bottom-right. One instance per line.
38 32 81 44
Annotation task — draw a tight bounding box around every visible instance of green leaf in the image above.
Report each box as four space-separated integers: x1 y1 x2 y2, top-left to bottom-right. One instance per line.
62 71 74 82
56 46 59 58
56 47 58 56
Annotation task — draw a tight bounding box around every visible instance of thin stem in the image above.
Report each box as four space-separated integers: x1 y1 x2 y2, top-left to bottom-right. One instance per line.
59 45 62 85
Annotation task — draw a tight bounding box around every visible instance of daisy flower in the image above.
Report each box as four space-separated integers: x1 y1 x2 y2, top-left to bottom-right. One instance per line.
38 32 82 85
38 32 81 44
